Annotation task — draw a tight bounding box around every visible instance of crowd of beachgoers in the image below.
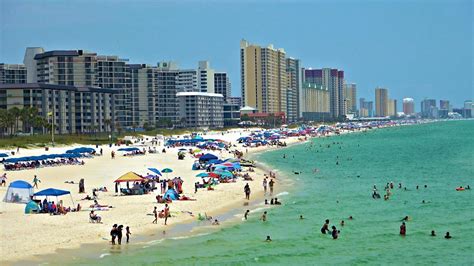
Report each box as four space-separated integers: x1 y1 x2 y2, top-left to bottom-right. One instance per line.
0 119 433 263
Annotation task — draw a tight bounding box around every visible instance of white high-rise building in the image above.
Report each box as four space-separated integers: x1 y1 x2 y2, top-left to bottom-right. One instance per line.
23 47 44 83
197 61 215 93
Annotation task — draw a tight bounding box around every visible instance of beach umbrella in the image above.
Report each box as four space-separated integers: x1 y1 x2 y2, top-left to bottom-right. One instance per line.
162 168 173 179
221 162 234 167
148 168 162 176
0 153 9 158
208 172 220 178
178 148 187 151
196 173 209 178
220 171 234 178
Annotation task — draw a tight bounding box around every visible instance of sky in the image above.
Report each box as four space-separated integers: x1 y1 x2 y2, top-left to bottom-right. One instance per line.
0 0 472 108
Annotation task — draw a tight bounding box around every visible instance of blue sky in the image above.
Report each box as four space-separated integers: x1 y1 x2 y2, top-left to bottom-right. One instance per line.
1 0 472 108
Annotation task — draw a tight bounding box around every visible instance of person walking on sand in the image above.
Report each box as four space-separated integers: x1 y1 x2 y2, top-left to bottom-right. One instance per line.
126 226 131 243
111 151 115 159
269 179 275 196
244 183 251 200
164 204 170 225
263 177 268 195
1 173 7 187
33 175 41 189
153 206 158 224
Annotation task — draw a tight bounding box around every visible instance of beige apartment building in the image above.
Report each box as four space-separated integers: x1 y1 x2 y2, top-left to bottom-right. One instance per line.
240 39 287 115
375 87 389 117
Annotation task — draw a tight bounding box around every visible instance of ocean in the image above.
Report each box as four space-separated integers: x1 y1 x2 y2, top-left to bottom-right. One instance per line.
71 120 473 265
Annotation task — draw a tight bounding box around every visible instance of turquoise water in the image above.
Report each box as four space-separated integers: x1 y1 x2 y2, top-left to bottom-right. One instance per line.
76 121 474 265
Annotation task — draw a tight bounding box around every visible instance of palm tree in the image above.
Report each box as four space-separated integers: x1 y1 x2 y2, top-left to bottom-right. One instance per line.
9 107 21 134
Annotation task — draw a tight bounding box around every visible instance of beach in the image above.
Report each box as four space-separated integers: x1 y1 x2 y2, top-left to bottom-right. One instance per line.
0 128 304 264
65 120 473 265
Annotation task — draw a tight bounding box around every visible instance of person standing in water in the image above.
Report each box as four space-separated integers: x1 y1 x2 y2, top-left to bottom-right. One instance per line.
117 225 123 245
263 177 268 195
260 211 267 222
110 224 118 245
331 226 339 239
152 206 158 224
400 222 406 236
321 219 330 234
126 226 131 243
269 179 275 196
244 210 250 220
244 183 251 200
164 204 170 225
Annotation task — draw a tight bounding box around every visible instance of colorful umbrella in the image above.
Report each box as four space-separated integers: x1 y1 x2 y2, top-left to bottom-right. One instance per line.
208 172 220 178
162 168 173 173
220 171 234 178
196 173 209 178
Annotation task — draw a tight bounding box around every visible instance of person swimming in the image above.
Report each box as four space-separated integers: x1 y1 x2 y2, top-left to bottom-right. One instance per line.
431 230 436 236
265 235 272 242
321 219 330 234
340 220 345 226
299 215 304 220
444 232 452 239
401 216 409 221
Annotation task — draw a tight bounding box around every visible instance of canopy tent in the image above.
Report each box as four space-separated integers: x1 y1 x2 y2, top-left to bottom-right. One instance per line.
34 188 70 197
148 168 162 176
33 188 74 207
66 147 95 154
3 180 34 203
25 200 40 214
117 147 140 152
163 188 179 200
0 153 9 158
199 153 218 162
114 172 144 183
3 153 81 163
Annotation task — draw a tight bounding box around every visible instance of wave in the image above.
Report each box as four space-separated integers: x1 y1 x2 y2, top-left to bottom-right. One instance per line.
276 191 289 197
99 253 111 259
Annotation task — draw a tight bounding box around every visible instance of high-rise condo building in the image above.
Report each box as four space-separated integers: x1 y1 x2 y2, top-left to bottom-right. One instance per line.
421 98 437 118
300 83 330 121
0 64 27 84
344 83 357 114
214 72 231 101
197 61 215 93
177 69 197 92
402 98 415 115
177 92 224 128
240 39 288 116
359 98 374 117
23 47 44 83
0 83 115 134
387 99 397 117
375 87 389 117
286 58 301 122
228 96 242 107
303 68 345 119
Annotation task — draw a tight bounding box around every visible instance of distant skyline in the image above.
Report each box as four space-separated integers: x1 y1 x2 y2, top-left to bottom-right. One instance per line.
1 0 472 107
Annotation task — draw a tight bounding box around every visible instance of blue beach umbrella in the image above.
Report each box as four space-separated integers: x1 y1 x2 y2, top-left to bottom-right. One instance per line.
219 171 234 178
196 173 209 178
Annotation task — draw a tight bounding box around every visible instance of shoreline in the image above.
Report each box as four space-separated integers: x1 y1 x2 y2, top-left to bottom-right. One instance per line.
0 121 436 264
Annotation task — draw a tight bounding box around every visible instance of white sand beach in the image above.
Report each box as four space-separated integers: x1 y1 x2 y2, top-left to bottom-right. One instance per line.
0 128 304 263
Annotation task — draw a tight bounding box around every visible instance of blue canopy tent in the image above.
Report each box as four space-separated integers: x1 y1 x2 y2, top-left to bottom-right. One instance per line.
3 180 33 203
118 147 140 152
3 153 81 164
33 188 74 206
66 147 95 154
199 153 218 162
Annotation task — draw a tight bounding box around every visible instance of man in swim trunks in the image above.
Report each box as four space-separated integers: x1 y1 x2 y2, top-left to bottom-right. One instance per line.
244 210 250 220
321 219 330 234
